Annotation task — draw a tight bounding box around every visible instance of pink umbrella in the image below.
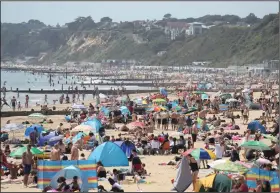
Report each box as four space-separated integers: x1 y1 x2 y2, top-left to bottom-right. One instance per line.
256 158 271 165
127 121 145 128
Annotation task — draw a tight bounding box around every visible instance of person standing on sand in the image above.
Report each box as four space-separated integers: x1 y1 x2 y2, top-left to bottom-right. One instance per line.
22 145 33 188
71 144 79 160
25 95 29 108
44 94 48 104
10 96 17 111
50 144 61 161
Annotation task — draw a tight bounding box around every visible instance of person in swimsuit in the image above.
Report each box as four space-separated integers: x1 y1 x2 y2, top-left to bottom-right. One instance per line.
97 161 107 178
186 154 199 191
22 144 33 188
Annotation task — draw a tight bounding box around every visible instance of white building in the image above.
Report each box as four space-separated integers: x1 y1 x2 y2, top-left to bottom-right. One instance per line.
186 22 203 35
164 22 189 40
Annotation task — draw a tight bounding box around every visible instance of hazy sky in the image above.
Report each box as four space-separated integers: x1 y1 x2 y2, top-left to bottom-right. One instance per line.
1 1 279 25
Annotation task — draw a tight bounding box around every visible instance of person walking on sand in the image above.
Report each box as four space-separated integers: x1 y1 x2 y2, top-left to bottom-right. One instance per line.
1 97 10 109
22 145 33 188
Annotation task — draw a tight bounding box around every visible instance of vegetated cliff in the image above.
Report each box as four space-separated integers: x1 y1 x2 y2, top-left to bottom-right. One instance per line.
1 13 278 67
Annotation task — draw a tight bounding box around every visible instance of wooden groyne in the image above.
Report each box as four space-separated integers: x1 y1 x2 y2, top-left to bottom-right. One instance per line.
0 110 69 117
80 82 185 87
7 87 264 95
8 89 159 94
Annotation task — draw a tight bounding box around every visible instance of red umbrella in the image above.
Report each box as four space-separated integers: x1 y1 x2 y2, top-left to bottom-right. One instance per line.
127 121 145 128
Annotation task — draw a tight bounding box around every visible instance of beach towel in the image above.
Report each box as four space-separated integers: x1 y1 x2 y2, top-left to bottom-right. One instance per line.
173 156 192 192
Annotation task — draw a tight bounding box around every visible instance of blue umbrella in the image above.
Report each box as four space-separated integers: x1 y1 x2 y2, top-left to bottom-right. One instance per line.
101 106 110 116
248 120 266 133
120 106 131 115
25 125 44 137
72 132 87 144
82 118 102 132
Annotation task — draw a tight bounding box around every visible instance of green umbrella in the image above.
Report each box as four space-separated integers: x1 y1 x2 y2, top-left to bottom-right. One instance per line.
262 134 277 141
212 160 249 173
152 98 166 103
219 93 232 99
10 146 43 158
240 141 270 151
28 113 47 119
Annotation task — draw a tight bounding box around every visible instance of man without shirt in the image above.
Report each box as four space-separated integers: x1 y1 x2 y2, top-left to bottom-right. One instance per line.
22 145 33 188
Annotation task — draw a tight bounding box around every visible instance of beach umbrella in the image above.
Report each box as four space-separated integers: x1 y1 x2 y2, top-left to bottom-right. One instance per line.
212 160 250 173
240 141 270 151
152 98 166 103
24 124 44 137
120 106 131 115
71 125 93 133
71 104 86 109
99 93 108 99
182 148 216 160
226 98 238 103
82 118 102 132
127 121 145 128
242 88 251 93
28 113 47 119
1 123 25 132
219 93 232 99
10 146 43 158
71 132 87 144
255 158 271 165
173 106 182 111
262 134 277 141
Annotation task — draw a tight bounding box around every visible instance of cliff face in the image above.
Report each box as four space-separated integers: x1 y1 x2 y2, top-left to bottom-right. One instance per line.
1 14 278 66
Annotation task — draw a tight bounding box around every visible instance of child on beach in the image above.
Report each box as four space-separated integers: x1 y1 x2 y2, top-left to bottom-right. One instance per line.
71 176 80 192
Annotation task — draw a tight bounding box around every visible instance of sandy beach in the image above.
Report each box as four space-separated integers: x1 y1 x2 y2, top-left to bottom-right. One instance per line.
1 91 276 192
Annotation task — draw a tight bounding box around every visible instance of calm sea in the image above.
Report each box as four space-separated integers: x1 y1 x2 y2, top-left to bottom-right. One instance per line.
0 70 154 107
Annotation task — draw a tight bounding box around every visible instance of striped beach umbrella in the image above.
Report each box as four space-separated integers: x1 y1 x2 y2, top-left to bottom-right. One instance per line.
182 148 216 160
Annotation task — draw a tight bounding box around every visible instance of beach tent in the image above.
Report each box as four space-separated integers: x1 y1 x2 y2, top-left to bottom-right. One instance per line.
82 118 102 133
50 165 89 192
25 124 44 137
114 140 136 157
247 120 266 133
38 131 57 146
88 142 129 167
71 132 87 144
194 174 232 192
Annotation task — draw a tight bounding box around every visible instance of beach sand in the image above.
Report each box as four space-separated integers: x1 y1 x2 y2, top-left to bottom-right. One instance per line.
0 92 275 192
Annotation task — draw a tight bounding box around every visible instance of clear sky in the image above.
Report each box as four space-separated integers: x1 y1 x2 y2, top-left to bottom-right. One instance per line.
1 1 278 25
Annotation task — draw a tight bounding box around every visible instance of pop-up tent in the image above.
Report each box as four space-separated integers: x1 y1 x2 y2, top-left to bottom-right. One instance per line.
114 140 136 158
38 132 56 146
88 142 129 167
194 173 232 192
50 165 88 192
247 120 266 133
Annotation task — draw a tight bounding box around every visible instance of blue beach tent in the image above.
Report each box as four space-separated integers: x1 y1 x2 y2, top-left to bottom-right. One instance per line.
88 142 129 167
114 140 136 158
50 165 88 192
82 118 102 133
247 120 266 134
